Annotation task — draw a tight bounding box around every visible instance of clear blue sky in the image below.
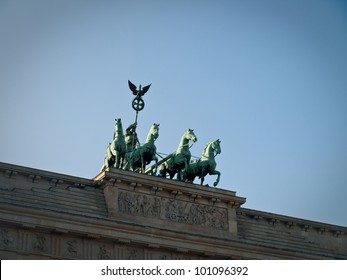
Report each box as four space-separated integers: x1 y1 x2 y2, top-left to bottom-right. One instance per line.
1 0 347 226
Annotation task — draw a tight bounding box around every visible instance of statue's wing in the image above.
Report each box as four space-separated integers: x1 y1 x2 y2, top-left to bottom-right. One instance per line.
141 84 151 95
128 80 138 95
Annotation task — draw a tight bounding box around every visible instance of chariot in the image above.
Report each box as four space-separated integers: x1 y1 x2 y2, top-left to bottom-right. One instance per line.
100 81 222 186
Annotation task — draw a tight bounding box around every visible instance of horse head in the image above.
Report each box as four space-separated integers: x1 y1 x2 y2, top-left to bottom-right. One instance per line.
114 118 124 138
185 129 197 143
146 123 160 143
201 139 221 159
212 139 221 155
151 123 160 140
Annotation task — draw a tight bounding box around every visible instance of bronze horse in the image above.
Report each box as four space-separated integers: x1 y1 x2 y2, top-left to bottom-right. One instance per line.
101 118 126 170
123 123 159 173
182 139 221 186
159 129 197 180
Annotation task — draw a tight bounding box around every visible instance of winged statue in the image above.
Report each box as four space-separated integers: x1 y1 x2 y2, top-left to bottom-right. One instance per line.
128 80 151 97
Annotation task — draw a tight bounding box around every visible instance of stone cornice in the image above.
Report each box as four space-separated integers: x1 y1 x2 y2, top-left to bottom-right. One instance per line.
237 207 347 236
1 162 95 189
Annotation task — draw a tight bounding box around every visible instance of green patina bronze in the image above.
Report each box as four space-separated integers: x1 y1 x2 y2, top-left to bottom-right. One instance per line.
182 139 221 187
101 118 126 171
125 123 140 153
128 80 151 112
159 129 197 180
123 123 160 174
101 81 222 186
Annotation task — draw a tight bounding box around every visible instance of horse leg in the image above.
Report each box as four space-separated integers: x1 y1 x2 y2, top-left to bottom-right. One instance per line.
189 174 196 184
200 168 206 186
181 168 187 182
120 152 126 169
115 151 123 169
140 154 145 173
100 157 107 172
100 163 106 172
123 155 129 170
211 170 221 187
159 164 166 178
125 153 134 171
182 163 195 183
119 155 123 169
176 163 184 180
171 170 178 180
152 156 158 175
185 170 195 184
114 151 119 168
106 157 113 170
178 160 187 181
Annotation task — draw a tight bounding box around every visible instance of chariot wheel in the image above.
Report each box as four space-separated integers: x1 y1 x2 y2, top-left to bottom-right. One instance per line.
132 97 145 111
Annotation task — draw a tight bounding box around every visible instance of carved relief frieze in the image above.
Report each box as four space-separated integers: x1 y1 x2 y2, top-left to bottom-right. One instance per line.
125 246 144 259
32 234 47 252
0 228 15 248
118 191 162 218
62 239 82 258
118 191 228 230
97 244 112 260
66 240 78 256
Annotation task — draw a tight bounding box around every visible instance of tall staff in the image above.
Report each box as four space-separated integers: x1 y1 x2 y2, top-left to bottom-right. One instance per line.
128 80 151 148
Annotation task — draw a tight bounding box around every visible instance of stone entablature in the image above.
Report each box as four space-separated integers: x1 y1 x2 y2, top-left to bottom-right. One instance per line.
237 208 347 259
1 162 347 259
2 163 93 189
0 222 205 260
238 208 346 237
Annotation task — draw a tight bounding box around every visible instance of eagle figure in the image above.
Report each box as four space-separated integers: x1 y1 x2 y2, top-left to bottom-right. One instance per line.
128 80 151 97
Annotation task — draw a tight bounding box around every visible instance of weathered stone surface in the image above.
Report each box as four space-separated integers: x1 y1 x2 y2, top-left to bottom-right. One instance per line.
0 162 346 259
99 168 243 238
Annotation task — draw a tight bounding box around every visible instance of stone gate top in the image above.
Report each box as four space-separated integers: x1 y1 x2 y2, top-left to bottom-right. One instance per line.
1 161 346 259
